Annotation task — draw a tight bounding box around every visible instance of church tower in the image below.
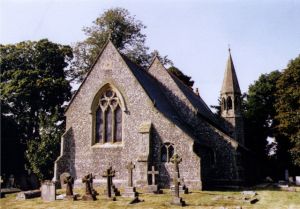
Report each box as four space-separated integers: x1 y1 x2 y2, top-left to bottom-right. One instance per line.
220 49 244 144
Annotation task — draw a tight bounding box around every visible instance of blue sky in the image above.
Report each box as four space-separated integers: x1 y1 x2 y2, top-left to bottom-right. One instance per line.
1 0 299 108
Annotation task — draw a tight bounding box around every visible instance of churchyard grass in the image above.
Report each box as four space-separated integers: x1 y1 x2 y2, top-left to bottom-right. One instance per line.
1 187 300 209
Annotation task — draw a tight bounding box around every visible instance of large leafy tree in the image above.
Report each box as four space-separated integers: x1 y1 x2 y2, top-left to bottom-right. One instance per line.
275 55 300 167
0 39 72 179
70 7 150 81
69 7 191 85
243 71 282 178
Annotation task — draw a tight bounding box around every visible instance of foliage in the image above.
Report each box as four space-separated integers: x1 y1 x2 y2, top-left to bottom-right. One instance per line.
167 66 194 87
243 71 282 177
0 39 72 179
69 7 178 83
275 55 300 167
70 7 149 81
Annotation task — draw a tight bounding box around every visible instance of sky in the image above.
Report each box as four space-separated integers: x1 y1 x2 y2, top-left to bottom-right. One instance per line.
1 0 300 108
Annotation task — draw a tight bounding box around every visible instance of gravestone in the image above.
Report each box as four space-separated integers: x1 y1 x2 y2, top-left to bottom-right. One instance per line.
62 173 76 200
16 190 41 200
41 181 56 202
146 166 161 193
170 154 188 194
295 176 300 186
82 173 96 200
170 175 186 206
102 166 117 200
8 174 15 188
123 162 138 198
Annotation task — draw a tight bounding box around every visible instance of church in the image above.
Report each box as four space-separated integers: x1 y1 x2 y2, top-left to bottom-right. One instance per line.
53 41 247 190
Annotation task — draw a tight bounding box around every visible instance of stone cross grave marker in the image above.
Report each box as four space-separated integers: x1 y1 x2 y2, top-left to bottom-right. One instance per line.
170 154 188 194
170 170 185 206
148 166 159 185
62 174 76 200
126 161 135 187
170 154 182 175
82 173 96 201
123 161 138 198
102 166 116 200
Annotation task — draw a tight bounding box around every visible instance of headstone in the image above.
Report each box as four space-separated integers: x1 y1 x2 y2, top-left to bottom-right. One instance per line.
284 169 289 181
41 181 56 202
146 166 161 193
16 190 41 200
288 177 294 184
8 174 15 188
82 173 96 201
170 154 188 194
123 162 138 198
170 175 185 206
295 176 300 186
62 173 76 200
102 166 117 200
0 177 5 198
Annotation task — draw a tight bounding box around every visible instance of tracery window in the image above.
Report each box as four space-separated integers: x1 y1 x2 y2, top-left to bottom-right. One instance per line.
95 88 122 143
161 142 174 162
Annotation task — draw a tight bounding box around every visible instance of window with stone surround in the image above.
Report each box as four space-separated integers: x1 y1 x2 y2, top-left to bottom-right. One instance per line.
93 87 123 144
226 96 233 110
161 142 174 162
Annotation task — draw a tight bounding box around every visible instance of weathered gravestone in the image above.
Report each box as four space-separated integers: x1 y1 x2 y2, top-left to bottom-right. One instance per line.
82 173 97 200
41 181 56 202
102 166 117 200
16 190 41 200
123 162 138 198
146 166 162 193
170 154 188 194
0 176 5 198
170 175 186 206
62 173 76 200
296 176 300 186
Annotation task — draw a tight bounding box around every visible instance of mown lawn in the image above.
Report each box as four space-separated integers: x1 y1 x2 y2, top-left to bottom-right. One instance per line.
1 187 300 209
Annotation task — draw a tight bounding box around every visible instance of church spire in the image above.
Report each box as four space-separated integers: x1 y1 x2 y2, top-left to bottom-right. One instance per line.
221 49 241 94
220 49 244 144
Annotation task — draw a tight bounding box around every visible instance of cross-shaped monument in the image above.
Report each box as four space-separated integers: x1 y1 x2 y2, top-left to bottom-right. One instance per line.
63 174 76 200
146 165 162 194
170 153 188 195
148 166 159 186
170 154 186 206
82 173 96 201
123 161 138 198
102 166 116 200
126 161 135 187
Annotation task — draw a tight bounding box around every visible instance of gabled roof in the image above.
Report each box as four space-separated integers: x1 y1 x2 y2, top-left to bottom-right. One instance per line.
221 51 241 94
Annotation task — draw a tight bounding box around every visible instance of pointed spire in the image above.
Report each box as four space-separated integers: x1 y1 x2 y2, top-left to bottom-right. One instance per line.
221 49 241 94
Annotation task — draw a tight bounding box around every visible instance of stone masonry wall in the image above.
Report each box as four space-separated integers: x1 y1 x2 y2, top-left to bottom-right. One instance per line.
60 42 201 190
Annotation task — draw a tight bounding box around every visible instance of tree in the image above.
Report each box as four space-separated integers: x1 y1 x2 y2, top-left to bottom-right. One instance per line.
243 71 282 178
70 7 174 82
167 66 194 87
0 39 72 179
70 7 149 81
275 55 300 167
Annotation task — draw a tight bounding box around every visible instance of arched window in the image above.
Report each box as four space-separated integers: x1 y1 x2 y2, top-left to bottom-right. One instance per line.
94 88 123 144
161 142 174 162
222 97 226 111
226 96 233 110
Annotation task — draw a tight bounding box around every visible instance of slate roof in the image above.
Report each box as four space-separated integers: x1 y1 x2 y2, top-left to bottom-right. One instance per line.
122 54 228 135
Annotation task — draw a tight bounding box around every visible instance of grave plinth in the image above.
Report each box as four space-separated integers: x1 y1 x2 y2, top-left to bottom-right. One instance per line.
123 187 138 198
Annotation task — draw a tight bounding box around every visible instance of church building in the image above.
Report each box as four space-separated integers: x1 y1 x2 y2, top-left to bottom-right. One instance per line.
54 41 247 190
